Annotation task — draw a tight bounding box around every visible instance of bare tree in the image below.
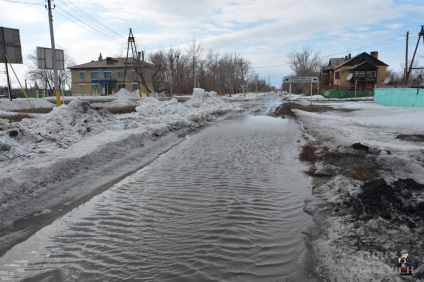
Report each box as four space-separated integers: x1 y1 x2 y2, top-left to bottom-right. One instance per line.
149 50 167 93
148 45 263 95
187 36 203 89
287 46 323 76
401 60 423 86
26 51 75 93
286 46 323 93
385 68 403 86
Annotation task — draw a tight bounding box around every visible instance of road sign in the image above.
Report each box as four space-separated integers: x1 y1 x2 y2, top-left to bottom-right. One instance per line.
0 27 23 64
284 76 319 83
37 46 65 70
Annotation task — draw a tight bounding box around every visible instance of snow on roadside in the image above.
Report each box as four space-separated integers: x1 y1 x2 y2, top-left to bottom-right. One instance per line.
0 98 55 112
110 88 141 100
293 102 424 152
0 89 240 167
1 99 120 168
136 88 240 125
295 100 424 281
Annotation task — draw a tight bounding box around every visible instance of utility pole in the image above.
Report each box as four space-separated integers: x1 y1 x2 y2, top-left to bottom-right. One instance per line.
405 31 409 84
193 55 195 89
123 28 150 94
1 26 12 101
268 76 270 92
240 60 245 96
46 0 61 106
405 25 424 83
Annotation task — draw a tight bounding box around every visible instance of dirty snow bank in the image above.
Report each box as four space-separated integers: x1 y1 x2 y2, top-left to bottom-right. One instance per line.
293 101 424 281
136 88 239 126
0 88 241 257
0 98 55 112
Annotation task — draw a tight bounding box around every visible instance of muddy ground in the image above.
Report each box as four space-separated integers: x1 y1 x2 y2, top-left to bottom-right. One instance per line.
278 102 424 281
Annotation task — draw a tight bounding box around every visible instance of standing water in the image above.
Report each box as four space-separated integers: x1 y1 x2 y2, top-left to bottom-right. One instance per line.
0 114 314 282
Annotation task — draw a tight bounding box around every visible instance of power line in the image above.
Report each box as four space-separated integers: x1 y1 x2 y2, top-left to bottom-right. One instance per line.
3 0 43 5
54 6 127 49
323 35 405 59
54 5 126 46
207 34 404 45
251 35 406 70
56 0 124 39
3 0 127 49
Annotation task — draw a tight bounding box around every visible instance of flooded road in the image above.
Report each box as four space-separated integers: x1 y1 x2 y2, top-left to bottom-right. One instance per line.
0 114 314 281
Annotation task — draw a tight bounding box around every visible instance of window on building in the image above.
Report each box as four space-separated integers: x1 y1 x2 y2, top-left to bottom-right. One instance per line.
91 72 99 79
104 71 112 79
367 71 376 77
132 83 138 91
354 71 365 77
117 71 124 79
335 71 340 79
79 72 85 79
117 83 126 90
131 70 136 78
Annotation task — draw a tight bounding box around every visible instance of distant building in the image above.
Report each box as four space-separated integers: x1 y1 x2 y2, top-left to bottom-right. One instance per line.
69 53 155 95
321 51 388 91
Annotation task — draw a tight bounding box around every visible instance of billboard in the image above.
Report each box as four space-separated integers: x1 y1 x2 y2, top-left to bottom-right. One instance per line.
37 46 65 70
0 27 23 64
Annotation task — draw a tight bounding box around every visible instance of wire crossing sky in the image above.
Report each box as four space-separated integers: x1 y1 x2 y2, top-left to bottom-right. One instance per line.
2 0 424 87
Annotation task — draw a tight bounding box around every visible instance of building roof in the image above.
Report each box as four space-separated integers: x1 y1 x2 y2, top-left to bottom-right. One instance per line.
334 52 388 69
69 56 155 70
322 57 348 71
330 58 347 67
323 52 388 72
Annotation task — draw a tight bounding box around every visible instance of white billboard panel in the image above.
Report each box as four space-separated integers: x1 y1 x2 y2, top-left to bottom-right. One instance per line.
37 46 65 70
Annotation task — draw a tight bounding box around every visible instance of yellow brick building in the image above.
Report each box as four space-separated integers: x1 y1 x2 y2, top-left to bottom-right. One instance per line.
69 53 155 95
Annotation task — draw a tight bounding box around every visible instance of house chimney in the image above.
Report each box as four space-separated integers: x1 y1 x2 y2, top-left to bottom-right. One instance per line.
348 53 351 59
371 51 378 59
98 53 103 61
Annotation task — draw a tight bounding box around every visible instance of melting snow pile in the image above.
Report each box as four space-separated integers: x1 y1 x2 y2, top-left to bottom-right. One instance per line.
0 88 240 169
0 98 55 112
0 99 119 167
111 88 140 100
136 88 240 126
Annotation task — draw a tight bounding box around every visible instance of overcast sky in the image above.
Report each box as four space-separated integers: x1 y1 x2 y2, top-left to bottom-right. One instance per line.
2 0 424 89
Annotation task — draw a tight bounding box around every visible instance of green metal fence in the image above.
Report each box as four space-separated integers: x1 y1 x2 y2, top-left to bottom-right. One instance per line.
320 90 374 99
374 88 424 107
